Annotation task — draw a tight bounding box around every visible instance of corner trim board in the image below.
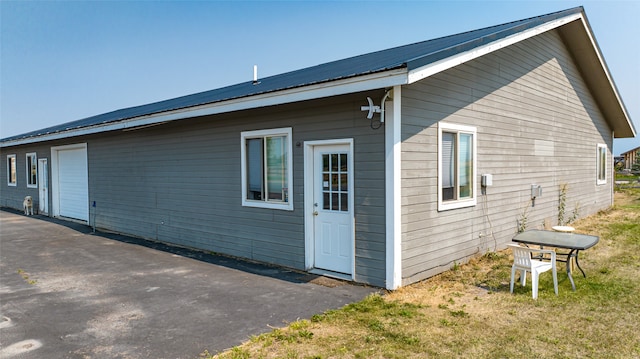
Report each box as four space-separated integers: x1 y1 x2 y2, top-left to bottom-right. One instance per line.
385 85 402 290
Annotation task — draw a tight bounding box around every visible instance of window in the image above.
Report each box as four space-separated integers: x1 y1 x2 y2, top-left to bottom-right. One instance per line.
26 153 37 188
241 128 293 210
596 144 607 185
321 152 349 212
7 154 17 186
438 123 477 211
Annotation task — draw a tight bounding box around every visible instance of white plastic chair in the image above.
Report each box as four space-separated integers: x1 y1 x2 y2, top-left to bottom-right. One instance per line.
508 243 558 299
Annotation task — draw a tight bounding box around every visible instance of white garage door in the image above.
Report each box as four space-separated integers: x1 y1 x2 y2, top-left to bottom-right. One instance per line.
56 147 88 221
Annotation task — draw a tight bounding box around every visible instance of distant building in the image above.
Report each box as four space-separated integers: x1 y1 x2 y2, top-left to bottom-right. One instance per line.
621 146 640 170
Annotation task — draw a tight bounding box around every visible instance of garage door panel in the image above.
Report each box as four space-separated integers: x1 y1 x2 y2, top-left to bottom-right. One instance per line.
57 147 88 221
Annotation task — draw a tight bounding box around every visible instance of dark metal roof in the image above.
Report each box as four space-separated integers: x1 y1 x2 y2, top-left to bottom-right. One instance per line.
2 7 585 143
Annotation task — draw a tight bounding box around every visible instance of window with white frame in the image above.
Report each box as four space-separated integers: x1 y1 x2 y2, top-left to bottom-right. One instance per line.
241 128 293 210
438 123 477 211
596 143 607 185
26 153 37 188
7 154 17 186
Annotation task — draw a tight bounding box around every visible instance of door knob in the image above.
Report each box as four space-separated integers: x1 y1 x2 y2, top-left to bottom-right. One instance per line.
313 211 318 216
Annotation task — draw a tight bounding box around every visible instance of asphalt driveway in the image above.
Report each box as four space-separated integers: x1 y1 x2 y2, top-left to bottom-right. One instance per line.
0 209 377 359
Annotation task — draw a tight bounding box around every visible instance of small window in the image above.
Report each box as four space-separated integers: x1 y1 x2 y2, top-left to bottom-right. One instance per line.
321 152 349 212
438 123 477 211
596 144 607 185
7 155 17 186
241 128 293 210
26 153 37 188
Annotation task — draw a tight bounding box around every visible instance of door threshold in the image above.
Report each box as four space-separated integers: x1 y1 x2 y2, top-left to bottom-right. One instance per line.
55 216 89 225
309 268 352 281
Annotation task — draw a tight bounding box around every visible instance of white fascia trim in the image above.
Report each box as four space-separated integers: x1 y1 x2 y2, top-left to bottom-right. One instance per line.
407 13 583 84
1 69 407 148
385 85 402 290
577 16 636 138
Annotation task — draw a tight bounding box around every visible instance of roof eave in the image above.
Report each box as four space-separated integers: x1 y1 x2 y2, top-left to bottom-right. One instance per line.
3 7 634 147
0 68 407 148
558 15 636 138
621 146 640 156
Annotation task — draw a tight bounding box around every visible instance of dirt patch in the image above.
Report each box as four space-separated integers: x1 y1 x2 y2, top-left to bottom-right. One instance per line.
301 275 346 288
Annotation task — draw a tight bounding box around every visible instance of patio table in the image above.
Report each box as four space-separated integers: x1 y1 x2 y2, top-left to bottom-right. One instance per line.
512 230 599 291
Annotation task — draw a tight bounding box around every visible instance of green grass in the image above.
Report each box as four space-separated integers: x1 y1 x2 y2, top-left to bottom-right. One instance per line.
615 172 640 192
206 188 640 359
16 268 37 285
615 173 639 182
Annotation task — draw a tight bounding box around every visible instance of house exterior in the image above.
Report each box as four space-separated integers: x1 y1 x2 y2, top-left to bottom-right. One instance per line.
1 7 635 289
621 146 640 170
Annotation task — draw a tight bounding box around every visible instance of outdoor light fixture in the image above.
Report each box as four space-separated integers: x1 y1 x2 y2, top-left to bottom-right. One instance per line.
361 97 381 120
361 89 393 123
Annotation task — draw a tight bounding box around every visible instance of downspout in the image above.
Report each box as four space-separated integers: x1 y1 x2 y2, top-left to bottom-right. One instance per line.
611 130 615 207
380 89 393 123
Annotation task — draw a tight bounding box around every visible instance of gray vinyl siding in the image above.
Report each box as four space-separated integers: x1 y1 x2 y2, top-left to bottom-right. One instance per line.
400 29 614 285
0 144 52 211
82 92 387 286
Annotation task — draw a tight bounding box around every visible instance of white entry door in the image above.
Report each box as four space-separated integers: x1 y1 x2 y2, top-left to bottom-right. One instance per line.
311 143 353 274
38 158 49 214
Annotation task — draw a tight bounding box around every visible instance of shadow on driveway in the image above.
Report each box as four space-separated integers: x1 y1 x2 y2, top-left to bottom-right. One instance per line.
0 209 378 359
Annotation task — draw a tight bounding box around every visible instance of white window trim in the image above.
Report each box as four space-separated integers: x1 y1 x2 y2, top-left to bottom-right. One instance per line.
438 122 477 211
596 143 607 185
240 127 293 211
26 152 37 188
7 154 17 186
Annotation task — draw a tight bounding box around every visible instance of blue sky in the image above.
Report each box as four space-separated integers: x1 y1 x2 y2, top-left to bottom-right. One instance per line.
1 1 638 154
